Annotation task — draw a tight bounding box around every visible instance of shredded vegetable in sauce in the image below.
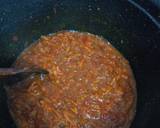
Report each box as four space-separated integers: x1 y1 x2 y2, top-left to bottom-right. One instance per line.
6 31 136 128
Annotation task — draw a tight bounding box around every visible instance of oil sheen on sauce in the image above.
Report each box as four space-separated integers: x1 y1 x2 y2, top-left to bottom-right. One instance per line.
6 31 136 128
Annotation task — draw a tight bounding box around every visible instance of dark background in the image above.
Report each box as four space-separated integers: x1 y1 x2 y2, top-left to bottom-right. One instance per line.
0 0 160 128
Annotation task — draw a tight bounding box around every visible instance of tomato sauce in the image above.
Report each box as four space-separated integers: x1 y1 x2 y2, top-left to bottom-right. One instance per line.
6 31 136 128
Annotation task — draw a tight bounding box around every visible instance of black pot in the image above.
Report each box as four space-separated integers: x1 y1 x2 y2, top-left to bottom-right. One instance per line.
0 0 160 128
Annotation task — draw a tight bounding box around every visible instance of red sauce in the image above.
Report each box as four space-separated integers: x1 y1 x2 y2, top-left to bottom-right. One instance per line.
6 31 136 128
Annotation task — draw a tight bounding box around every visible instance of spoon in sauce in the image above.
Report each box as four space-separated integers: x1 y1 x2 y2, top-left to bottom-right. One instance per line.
0 67 48 78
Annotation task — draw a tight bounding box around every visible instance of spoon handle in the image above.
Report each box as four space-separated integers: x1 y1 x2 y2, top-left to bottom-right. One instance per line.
0 67 48 77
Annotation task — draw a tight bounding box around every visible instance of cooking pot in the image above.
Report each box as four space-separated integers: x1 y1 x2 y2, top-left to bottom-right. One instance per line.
0 0 160 128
